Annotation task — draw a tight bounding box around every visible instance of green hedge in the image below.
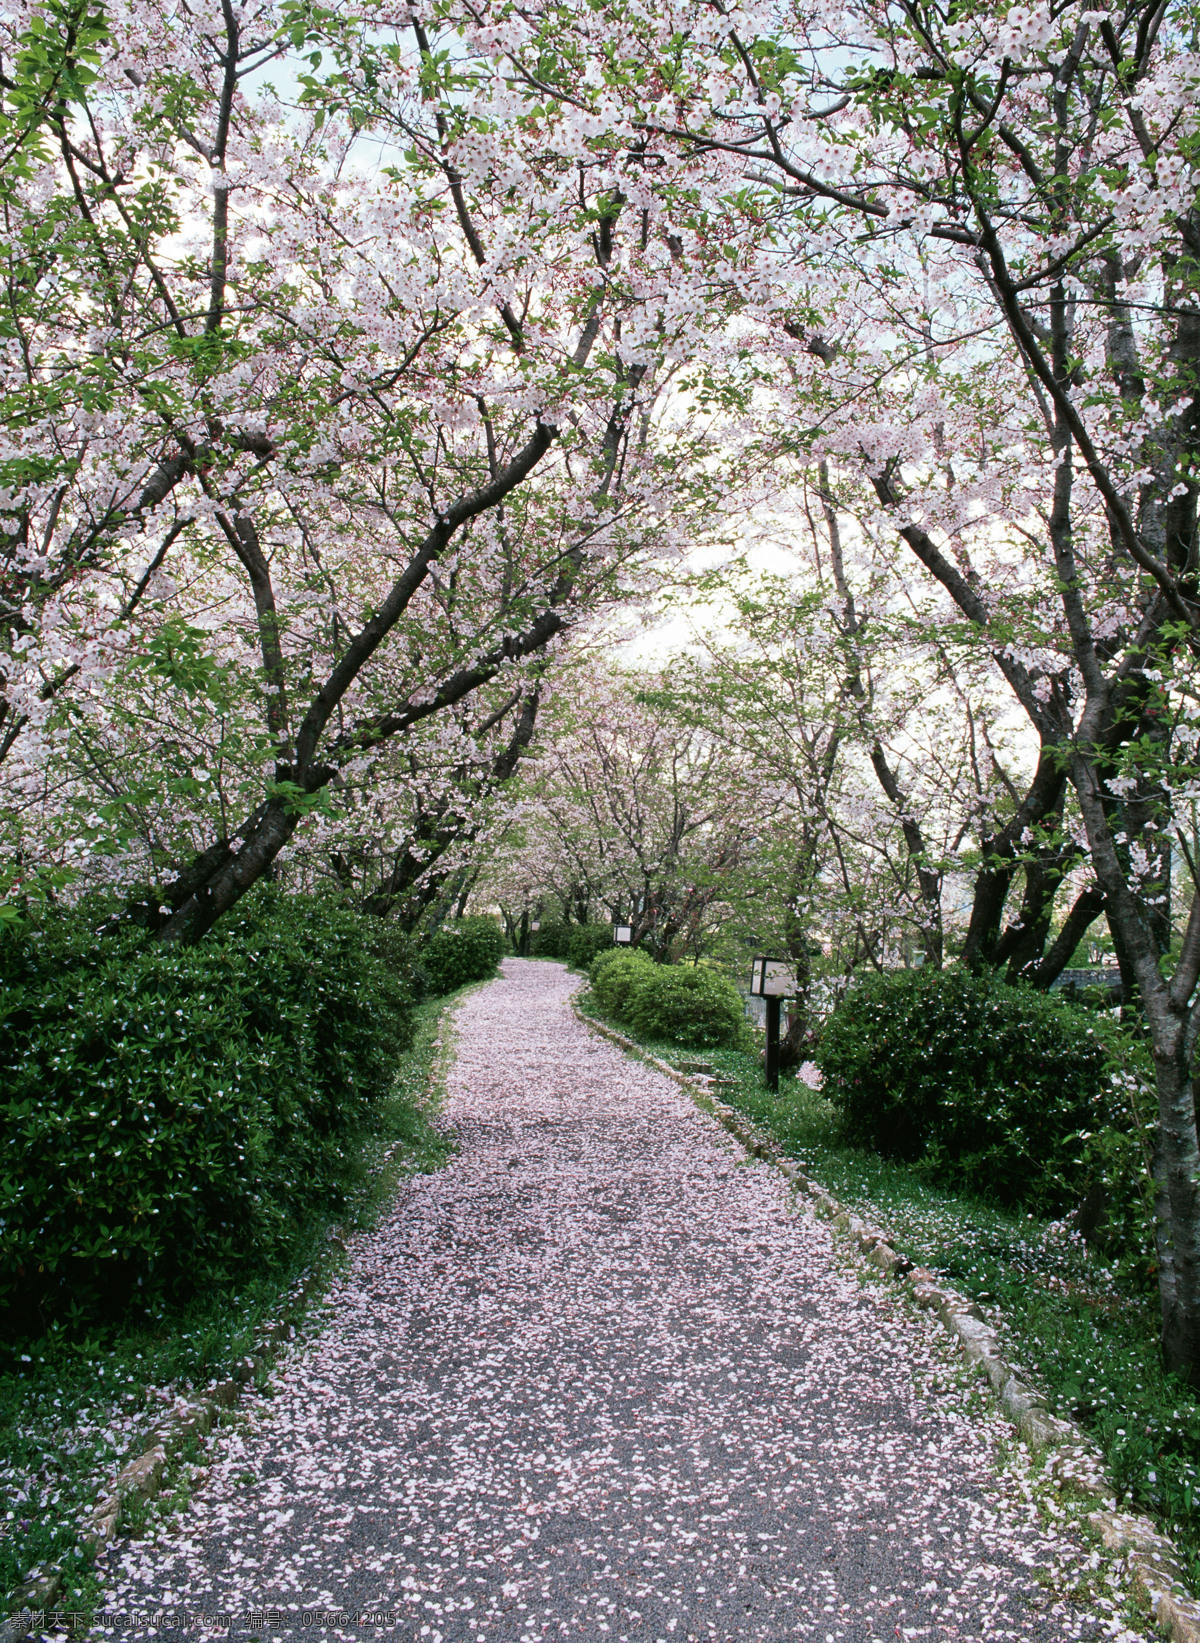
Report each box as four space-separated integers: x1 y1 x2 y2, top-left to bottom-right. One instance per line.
589 949 747 1050
624 965 748 1049
590 947 656 1017
366 919 425 1000
1 892 417 1333
815 965 1151 1222
567 924 616 970
421 915 506 994
528 920 571 959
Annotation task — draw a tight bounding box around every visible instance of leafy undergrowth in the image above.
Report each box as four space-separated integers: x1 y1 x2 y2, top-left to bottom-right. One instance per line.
576 988 1200 1583
0 991 457 1615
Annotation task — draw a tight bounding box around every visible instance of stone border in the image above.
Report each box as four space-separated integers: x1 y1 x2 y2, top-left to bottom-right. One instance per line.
574 1001 1200 1643
0 1257 333 1643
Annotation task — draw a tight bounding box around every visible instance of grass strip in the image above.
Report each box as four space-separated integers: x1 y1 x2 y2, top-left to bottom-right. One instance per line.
574 988 1200 1583
1 989 459 1615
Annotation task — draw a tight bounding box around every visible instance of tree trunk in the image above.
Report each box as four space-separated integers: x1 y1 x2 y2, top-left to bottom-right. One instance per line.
156 801 300 945
1024 884 1106 989
1074 754 1200 1383
1150 1049 1200 1382
960 753 1068 974
777 942 814 1072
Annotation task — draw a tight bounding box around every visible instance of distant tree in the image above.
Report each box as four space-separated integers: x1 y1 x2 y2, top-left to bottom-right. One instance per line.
479 665 750 962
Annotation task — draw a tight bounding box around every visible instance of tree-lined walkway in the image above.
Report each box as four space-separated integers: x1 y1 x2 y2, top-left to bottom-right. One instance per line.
99 961 1142 1640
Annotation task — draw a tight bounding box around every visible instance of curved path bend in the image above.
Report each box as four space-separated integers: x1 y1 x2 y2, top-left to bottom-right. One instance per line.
100 960 1143 1642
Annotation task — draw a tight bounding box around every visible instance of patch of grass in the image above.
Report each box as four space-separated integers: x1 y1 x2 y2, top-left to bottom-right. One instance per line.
577 989 1200 1583
1 990 457 1614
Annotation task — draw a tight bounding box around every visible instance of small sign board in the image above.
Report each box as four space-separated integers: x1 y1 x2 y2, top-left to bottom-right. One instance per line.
613 924 634 945
530 920 541 932
750 956 796 997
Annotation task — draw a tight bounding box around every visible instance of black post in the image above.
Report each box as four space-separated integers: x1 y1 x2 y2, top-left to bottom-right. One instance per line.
765 994 781 1093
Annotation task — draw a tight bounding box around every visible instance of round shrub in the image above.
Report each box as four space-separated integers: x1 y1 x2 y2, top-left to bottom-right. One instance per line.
590 947 656 1017
0 890 416 1333
623 964 748 1049
815 965 1141 1215
589 944 631 987
567 924 618 971
421 915 506 994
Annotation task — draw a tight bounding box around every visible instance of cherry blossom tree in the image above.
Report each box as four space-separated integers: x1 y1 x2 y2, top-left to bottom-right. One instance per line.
477 662 751 961
660 564 986 997
500 0 1197 1374
0 0 767 941
287 672 545 931
760 1 1200 1379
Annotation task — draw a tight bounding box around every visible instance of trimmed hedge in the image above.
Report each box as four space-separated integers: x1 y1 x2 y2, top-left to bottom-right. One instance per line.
567 924 616 971
421 916 506 994
815 965 1150 1219
589 949 748 1050
1 892 417 1333
590 947 656 1017
624 965 748 1050
366 920 425 1000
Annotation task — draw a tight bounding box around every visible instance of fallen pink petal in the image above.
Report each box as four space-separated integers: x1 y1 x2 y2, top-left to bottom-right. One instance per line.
93 962 1147 1642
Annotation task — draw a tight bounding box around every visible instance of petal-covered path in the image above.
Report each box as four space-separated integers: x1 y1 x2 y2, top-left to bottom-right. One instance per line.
100 960 1143 1642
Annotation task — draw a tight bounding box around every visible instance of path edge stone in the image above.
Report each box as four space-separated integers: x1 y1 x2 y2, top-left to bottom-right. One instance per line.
572 998 1200 1643
0 1286 317 1643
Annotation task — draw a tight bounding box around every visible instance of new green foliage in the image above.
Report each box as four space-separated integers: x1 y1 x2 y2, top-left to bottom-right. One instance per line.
816 966 1152 1234
420 915 506 994
1 892 417 1334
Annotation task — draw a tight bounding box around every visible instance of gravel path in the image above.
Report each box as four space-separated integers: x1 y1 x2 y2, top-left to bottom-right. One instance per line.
98 959 1145 1642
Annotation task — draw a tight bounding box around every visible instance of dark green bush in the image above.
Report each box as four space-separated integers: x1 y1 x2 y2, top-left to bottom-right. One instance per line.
529 920 571 958
815 965 1150 1220
366 920 426 1000
421 915 506 994
623 964 748 1049
590 947 656 1017
0 891 416 1334
567 924 616 971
